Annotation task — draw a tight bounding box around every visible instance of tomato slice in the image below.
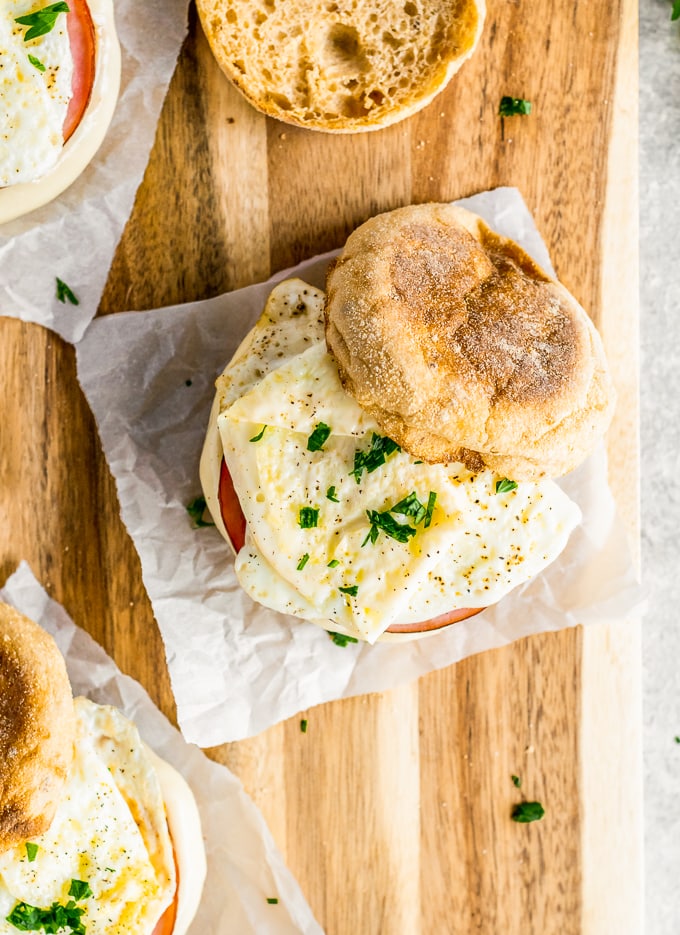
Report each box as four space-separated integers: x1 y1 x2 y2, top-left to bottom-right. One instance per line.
218 457 247 552
152 898 177 935
151 844 179 935
217 457 483 633
63 0 96 142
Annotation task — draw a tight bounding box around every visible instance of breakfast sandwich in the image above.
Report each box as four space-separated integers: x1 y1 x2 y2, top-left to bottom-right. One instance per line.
0 0 121 223
0 601 206 935
200 204 615 643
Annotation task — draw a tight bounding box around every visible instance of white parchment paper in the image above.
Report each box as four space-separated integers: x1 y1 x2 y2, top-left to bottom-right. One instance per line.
75 187 644 746
0 562 323 935
0 0 189 343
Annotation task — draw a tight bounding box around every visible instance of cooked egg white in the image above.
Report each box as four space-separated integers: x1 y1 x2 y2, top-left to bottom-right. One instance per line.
205 279 582 643
0 698 175 934
0 0 73 187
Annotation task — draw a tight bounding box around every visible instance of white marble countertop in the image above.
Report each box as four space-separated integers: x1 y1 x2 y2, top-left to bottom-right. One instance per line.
640 2 680 932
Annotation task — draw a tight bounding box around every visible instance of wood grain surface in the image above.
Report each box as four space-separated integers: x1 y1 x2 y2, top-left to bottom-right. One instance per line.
0 1 641 933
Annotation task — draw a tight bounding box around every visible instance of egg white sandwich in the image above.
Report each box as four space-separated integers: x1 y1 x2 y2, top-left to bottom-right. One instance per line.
201 204 615 644
0 601 206 935
0 0 121 223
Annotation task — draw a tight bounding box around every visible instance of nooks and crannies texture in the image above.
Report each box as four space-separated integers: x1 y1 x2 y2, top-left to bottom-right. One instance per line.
196 0 484 131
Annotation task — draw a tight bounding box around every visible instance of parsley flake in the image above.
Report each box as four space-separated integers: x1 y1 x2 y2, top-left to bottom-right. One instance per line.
15 2 70 42
297 553 310 570
511 801 545 823
249 425 267 443
495 478 518 494
298 507 319 528
424 491 437 528
339 584 359 597
673 0 680 20
55 277 79 305
327 558 340 568
28 54 45 71
300 718 308 733
6 899 86 934
326 485 339 502
266 897 279 905
186 496 215 528
391 491 427 524
307 422 331 451
328 631 359 646
499 96 532 117
511 774 521 789
25 843 38 862
350 433 400 483
68 880 92 901
363 509 417 546
675 736 680 744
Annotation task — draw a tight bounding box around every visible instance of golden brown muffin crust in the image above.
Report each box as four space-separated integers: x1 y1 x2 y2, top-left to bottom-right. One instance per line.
0 602 75 853
325 203 615 479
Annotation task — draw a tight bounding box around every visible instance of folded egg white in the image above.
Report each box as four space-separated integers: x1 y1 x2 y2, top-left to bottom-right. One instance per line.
214 280 582 643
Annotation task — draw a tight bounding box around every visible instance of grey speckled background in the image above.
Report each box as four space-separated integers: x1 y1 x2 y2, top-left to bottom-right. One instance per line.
640 2 680 932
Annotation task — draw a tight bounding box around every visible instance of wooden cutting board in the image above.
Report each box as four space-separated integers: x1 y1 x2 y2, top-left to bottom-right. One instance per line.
0 1 641 932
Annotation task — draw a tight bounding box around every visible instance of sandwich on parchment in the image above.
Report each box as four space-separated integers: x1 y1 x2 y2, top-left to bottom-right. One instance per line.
0 601 206 935
200 203 615 643
196 0 485 132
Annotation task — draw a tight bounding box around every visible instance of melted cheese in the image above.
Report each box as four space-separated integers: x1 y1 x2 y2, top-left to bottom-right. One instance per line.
203 279 582 643
0 699 179 934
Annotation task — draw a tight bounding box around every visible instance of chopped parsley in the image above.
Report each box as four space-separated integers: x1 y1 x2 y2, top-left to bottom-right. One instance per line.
391 491 427 524
675 736 680 744
28 54 45 71
6 900 85 934
24 843 38 862
363 490 437 545
495 477 518 494
296 553 310 570
68 881 92 901
266 897 279 905
15 2 70 42
307 422 331 452
511 775 522 789
673 0 680 20
327 558 340 568
328 631 359 646
326 485 339 502
424 491 437 528
350 433 400 483
55 277 79 305
339 584 359 597
511 801 545 823
300 719 308 733
298 507 319 528
249 425 267 443
499 96 532 117
364 509 417 546
186 495 215 528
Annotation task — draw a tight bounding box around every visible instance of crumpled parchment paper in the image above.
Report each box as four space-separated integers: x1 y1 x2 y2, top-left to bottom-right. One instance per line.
75 187 644 746
0 0 189 343
0 562 323 935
